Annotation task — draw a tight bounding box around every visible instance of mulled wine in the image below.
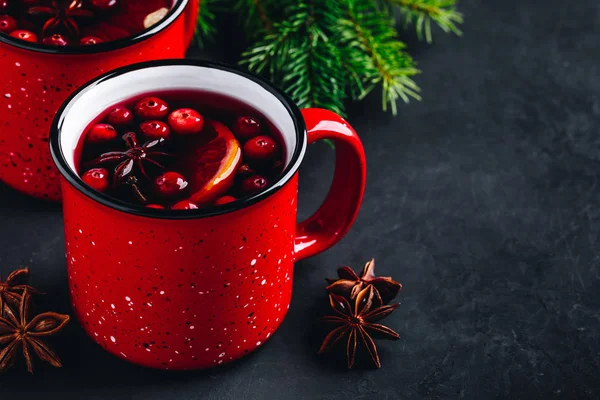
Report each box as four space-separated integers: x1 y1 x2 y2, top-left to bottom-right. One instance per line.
0 0 172 46
76 91 285 210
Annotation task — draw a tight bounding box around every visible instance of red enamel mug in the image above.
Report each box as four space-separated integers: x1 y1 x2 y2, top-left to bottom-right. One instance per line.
0 0 199 202
50 60 367 370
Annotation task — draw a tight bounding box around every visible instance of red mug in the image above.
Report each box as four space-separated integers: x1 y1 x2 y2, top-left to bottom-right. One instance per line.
50 60 366 370
0 0 199 202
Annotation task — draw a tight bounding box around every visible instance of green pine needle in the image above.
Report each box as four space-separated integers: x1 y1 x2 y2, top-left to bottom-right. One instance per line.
195 0 217 48
232 0 276 35
341 0 421 114
386 0 463 43
241 1 347 116
205 0 461 116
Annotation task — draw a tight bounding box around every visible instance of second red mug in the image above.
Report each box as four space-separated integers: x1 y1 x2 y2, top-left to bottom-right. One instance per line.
0 0 198 201
50 60 366 370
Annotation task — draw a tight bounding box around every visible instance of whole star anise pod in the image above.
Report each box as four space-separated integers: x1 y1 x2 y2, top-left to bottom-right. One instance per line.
0 268 36 314
319 284 400 369
87 132 173 183
0 289 70 374
86 132 174 202
27 0 93 38
325 259 402 304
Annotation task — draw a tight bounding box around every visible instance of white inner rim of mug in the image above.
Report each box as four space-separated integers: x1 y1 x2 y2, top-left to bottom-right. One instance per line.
59 65 298 174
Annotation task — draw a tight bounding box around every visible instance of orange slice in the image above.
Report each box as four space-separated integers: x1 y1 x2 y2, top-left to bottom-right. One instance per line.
179 120 242 206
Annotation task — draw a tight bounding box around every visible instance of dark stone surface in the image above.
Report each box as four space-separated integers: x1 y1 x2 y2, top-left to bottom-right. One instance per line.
1 0 599 398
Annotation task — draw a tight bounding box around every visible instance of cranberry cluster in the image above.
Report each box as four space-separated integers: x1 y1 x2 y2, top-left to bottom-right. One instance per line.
80 95 284 211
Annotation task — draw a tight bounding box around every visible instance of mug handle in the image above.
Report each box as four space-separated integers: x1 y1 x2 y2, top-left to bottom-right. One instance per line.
183 0 200 50
294 108 367 261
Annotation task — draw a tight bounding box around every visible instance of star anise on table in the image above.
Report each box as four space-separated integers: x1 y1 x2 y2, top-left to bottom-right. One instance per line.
0 289 70 374
0 268 37 314
27 0 93 38
326 259 402 304
319 285 400 369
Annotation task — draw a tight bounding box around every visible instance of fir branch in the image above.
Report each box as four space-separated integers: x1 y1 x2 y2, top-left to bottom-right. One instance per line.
340 0 421 114
232 0 276 35
195 0 217 48
386 0 463 43
241 1 347 116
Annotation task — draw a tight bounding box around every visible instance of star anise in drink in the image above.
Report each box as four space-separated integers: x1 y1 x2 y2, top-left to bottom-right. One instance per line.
326 259 402 304
319 285 400 369
0 289 70 373
0 268 36 313
27 0 93 38
86 131 174 189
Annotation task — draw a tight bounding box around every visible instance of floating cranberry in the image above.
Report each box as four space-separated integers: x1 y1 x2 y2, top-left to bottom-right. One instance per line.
90 0 118 12
0 15 16 34
140 120 171 140
243 135 279 162
214 196 237 205
168 108 204 135
134 97 169 120
10 30 37 42
82 168 110 192
0 1 9 13
107 106 133 126
237 163 255 177
146 204 165 209
234 116 262 141
42 34 70 47
240 175 268 195
172 200 198 210
153 172 188 200
80 36 103 45
87 123 117 143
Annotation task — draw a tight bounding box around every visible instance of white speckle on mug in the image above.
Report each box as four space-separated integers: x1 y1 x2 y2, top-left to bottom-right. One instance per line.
251 259 257 266
110 336 116 343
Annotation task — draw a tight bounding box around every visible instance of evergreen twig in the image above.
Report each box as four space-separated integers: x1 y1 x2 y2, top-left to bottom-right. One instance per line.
340 0 421 114
241 1 346 116
199 0 462 116
195 0 217 48
232 0 275 34
385 0 463 43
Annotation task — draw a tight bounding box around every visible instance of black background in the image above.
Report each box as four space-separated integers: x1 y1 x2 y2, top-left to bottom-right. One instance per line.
1 0 600 398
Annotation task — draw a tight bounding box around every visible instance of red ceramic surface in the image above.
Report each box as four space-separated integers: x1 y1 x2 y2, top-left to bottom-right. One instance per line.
0 0 198 202
50 60 366 370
